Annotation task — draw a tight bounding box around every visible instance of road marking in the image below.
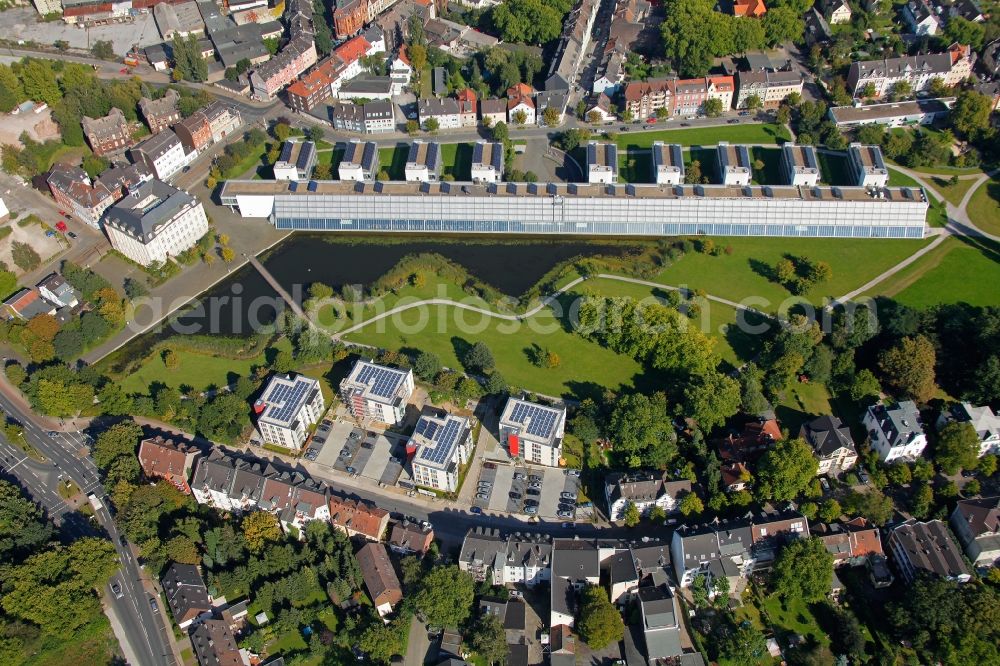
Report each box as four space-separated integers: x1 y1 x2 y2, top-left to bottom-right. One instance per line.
4 454 27 472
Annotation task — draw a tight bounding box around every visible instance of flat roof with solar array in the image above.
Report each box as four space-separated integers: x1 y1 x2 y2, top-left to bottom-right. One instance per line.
717 143 751 174
343 140 378 171
472 141 503 172
276 141 316 172
407 141 440 170
587 142 618 172
652 142 684 174
849 143 887 174
256 374 320 427
500 397 566 445
412 412 470 470
782 144 819 175
342 360 410 404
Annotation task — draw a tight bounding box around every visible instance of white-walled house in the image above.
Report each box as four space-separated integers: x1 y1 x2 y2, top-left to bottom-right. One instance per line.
605 472 691 522
864 401 928 462
937 402 1000 457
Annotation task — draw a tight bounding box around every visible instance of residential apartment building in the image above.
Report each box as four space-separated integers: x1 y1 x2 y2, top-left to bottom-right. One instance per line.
459 527 509 582
902 0 940 35
2 289 54 321
846 44 975 98
781 143 821 186
418 97 462 129
36 273 79 309
339 75 394 100
286 35 375 111
498 397 566 467
460 529 555 588
249 0 317 101
822 0 852 23
799 415 857 475
339 359 414 424
129 129 193 181
456 88 478 126
339 140 380 181
888 520 971 583
103 179 208 267
358 542 403 617
550 538 602 628
717 142 753 185
848 143 890 187
332 0 366 37
535 91 568 126
201 101 242 144
471 141 504 184
331 100 395 134
623 79 673 119
389 521 434 555
390 46 412 94
258 474 331 534
96 163 153 198
328 496 389 540
409 411 474 492
404 140 442 182
82 107 133 156
672 76 735 116
543 0 599 93
936 402 1000 457
735 70 804 109
273 141 318 181
46 164 116 228
253 373 326 450
949 497 1000 569
605 471 691 522
479 98 506 126
161 563 212 629
586 141 618 184
138 90 181 134
637 584 684 661
864 400 928 462
190 451 240 510
813 517 885 567
507 95 536 125
651 142 685 185
191 620 242 666
593 50 625 96
828 97 955 128
138 436 200 494
732 0 767 16
174 113 213 156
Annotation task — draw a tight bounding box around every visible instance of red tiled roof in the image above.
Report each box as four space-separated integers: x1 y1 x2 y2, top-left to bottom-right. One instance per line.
329 496 388 539
456 88 477 103
335 35 371 64
506 82 534 98
733 0 767 17
396 44 410 66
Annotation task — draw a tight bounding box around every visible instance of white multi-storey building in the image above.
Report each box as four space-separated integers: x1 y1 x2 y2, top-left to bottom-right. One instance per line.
864 401 928 462
717 142 752 186
781 143 821 186
253 373 326 450
846 44 974 99
103 180 208 267
470 141 504 184
848 143 889 187
651 142 684 185
339 360 414 425
339 140 380 182
129 130 194 181
937 402 1000 457
498 397 566 467
586 141 618 184
404 141 441 182
418 98 461 129
409 411 473 492
273 141 317 181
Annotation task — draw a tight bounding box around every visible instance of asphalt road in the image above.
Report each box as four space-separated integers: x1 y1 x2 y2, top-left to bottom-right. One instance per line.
0 391 175 666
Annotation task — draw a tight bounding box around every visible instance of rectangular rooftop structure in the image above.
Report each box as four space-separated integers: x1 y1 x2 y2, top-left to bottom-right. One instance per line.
254 373 325 450
717 142 752 185
471 141 504 184
781 143 821 186
848 143 889 188
499 397 566 467
586 141 618 184
828 97 954 128
405 140 441 183
409 411 473 492
651 142 685 185
219 177 929 239
273 141 317 181
339 359 414 425
339 140 379 182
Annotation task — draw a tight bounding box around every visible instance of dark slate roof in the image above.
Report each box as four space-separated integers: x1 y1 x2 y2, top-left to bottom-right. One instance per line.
801 414 856 456
161 562 211 623
552 538 600 579
104 179 197 243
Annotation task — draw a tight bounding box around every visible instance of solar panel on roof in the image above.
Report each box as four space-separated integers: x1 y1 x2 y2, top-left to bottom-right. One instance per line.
416 416 464 466
263 378 312 424
507 401 560 439
354 362 405 399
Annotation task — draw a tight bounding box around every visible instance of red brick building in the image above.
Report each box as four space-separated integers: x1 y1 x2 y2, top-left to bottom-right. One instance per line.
138 436 201 494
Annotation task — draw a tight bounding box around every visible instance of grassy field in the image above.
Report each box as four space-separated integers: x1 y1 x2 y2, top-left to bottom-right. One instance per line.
615 123 791 150
226 141 271 179
967 177 1000 236
378 144 410 180
31 616 120 666
887 168 947 227
864 236 1000 308
750 147 783 185
817 152 852 186
927 175 977 207
346 304 652 399
757 595 830 648
650 236 932 309
377 142 473 180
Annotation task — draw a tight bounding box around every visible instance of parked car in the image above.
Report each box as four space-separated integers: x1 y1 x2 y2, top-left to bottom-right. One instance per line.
476 493 490 500
526 488 540 496
524 506 538 514
346 466 357 474
509 491 522 500
728 119 740 124
45 230 56 237
680 123 690 127
565 469 581 477
561 521 574 529
528 474 542 482
739 111 750 116
524 498 539 507
513 472 525 480
470 506 482 514
560 491 576 499
339 448 351 458
111 582 124 599
528 482 541 489
557 510 573 518
67 232 78 239
149 597 158 611
389 456 401 465
55 221 67 232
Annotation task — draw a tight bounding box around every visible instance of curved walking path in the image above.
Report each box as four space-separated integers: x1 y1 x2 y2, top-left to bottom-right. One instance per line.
333 273 779 341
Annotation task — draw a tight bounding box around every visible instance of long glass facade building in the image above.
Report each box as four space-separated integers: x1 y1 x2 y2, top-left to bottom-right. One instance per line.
219 180 928 239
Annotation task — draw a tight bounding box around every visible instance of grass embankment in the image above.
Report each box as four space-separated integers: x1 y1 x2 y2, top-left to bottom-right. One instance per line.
615 122 791 149
966 177 1000 236
887 168 947 227
863 235 1000 308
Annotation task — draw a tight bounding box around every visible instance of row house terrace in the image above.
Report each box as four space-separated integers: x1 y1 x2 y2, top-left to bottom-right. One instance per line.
623 76 735 119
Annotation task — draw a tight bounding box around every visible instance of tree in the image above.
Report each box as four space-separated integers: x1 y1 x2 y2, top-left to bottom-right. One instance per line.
424 117 440 132
490 0 567 45
313 162 332 179
660 0 733 77
684 372 741 431
220 246 236 263
943 16 985 49
608 392 678 468
462 341 495 373
359 617 407 663
950 90 992 140
414 565 475 628
755 438 818 501
91 40 115 59
469 613 507 664
543 106 561 126
685 159 703 184
93 420 143 471
818 499 841 523
746 94 763 113
484 371 508 396
53 329 84 360
10 241 40 272
935 421 979 475
763 5 803 45
242 511 282 554
703 97 724 117
163 348 180 370
512 109 528 125
578 585 624 650
414 351 442 380
772 537 833 603
843 489 895 526
623 500 641 527
722 625 768 666
889 80 913 102
879 335 936 402
849 369 881 403
587 109 603 124
0 480 52 559
678 491 703 516
979 453 997 477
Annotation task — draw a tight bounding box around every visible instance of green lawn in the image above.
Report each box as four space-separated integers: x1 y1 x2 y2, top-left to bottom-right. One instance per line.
775 380 836 436
346 303 651 399
927 175 977 207
887 168 947 227
758 594 830 647
378 144 410 180
967 177 1000 236
30 616 120 666
618 150 653 184
817 152 852 186
750 147 783 185
119 338 293 394
225 141 271 179
869 236 1000 308
440 142 473 180
615 122 791 150
651 236 933 309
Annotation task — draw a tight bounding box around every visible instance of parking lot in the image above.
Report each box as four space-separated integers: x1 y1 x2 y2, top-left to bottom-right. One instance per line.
312 420 410 487
473 462 582 521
